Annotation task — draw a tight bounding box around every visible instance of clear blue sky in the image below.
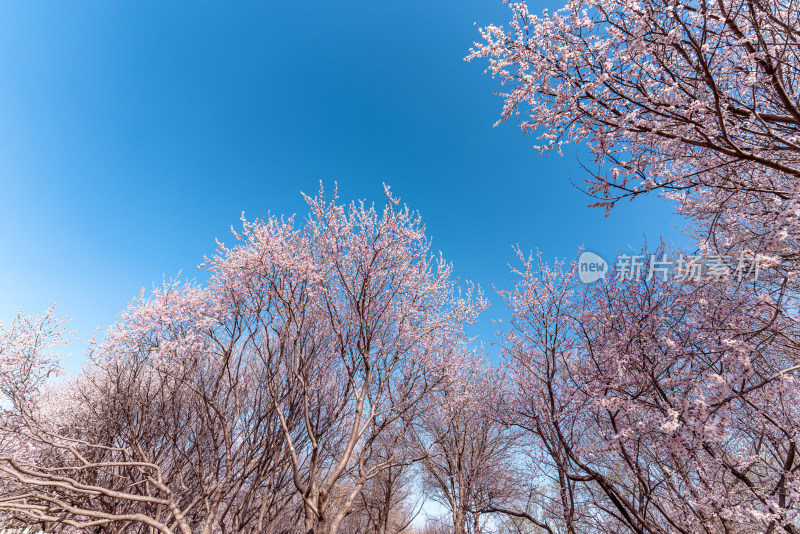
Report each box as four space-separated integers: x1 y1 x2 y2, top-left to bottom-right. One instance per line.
0 0 682 369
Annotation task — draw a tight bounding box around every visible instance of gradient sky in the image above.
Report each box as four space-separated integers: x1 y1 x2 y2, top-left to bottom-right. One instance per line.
0 0 683 371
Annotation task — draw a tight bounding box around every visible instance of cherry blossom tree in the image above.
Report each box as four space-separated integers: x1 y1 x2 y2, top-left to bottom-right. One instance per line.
0 185 484 534
354 462 420 534
468 0 800 281
203 185 485 534
471 2 800 530
1 294 302 534
0 307 66 404
0 307 69 532
336 436 421 534
500 248 800 533
412 352 523 534
468 0 800 220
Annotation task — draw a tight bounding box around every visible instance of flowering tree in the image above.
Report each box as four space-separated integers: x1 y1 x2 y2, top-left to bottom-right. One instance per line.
470 1 800 530
336 433 421 534
0 307 66 403
0 307 70 532
0 186 484 534
468 0 800 272
468 0 799 218
354 462 420 534
499 248 800 533
412 352 523 534
204 185 485 534
1 294 301 534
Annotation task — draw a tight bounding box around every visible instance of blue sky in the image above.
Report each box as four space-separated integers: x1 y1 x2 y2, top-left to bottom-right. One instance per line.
0 0 682 370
